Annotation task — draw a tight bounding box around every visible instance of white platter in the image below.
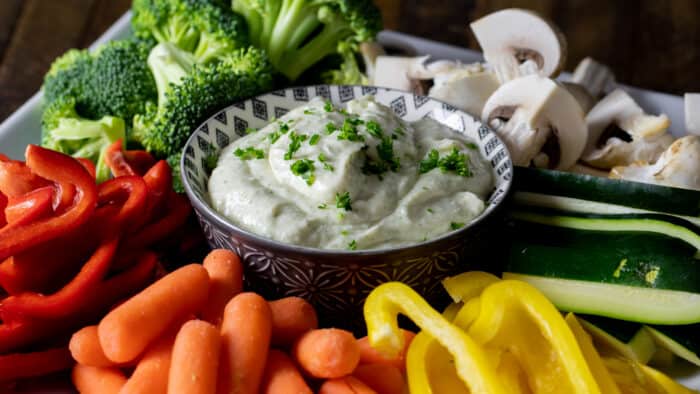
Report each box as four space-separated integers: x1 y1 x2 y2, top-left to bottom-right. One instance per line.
0 11 697 390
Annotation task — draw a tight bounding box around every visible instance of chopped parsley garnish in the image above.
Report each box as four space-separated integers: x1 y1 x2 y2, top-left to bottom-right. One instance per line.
318 153 334 171
347 240 357 250
204 152 219 171
303 109 315 115
234 147 264 160
279 122 290 133
245 127 258 134
337 118 365 142
325 122 336 135
419 148 472 177
269 131 282 143
309 134 320 146
290 159 315 185
450 222 465 230
365 120 383 138
363 137 400 177
427 208 434 214
324 100 333 112
318 203 327 209
340 230 349 236
335 192 352 211
394 127 405 137
284 132 307 160
466 142 478 150
268 122 290 143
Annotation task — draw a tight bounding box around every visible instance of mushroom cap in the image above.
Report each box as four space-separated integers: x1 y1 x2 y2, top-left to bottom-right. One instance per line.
610 136 700 191
470 8 567 83
685 93 700 136
372 55 432 92
359 42 386 83
571 57 616 98
582 89 672 168
562 82 596 113
428 64 500 117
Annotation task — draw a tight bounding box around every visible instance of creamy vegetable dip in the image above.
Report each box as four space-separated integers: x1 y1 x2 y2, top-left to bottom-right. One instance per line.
208 96 494 250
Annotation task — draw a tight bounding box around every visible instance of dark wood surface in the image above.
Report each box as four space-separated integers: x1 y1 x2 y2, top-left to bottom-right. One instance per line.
1 0 699 123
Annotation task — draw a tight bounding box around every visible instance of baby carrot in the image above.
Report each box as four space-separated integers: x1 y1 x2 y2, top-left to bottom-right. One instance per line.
167 320 221 394
318 376 378 394
218 292 272 394
201 249 243 325
70 325 118 368
260 349 312 394
357 329 415 372
72 364 127 394
268 297 318 347
120 333 175 394
98 264 209 363
353 364 405 394
292 328 360 379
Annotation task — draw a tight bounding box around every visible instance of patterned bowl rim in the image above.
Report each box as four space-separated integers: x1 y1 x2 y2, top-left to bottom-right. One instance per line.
181 84 513 256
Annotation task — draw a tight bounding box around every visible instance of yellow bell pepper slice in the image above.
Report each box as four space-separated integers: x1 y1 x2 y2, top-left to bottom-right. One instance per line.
565 313 622 394
407 332 470 394
640 365 699 394
467 280 603 394
364 282 508 394
442 271 501 303
604 357 666 394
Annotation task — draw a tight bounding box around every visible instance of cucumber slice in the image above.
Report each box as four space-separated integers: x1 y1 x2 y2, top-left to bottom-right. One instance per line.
502 273 700 325
578 315 656 364
508 223 700 293
513 167 700 216
646 325 700 367
514 192 700 228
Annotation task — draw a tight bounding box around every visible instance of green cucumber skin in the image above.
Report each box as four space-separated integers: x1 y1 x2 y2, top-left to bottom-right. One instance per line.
513 167 700 217
507 222 700 293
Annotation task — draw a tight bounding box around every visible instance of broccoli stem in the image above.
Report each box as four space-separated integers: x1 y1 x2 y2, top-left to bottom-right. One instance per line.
285 12 322 52
280 22 351 80
147 42 195 107
267 0 313 65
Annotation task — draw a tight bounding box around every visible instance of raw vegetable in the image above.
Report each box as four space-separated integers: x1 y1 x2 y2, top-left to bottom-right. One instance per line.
318 376 377 394
292 328 361 379
72 364 127 394
201 249 243 326
268 296 319 347
70 325 120 368
578 315 657 364
646 325 700 367
168 320 221 394
231 0 382 81
260 349 312 394
353 363 406 394
357 329 415 372
120 333 176 394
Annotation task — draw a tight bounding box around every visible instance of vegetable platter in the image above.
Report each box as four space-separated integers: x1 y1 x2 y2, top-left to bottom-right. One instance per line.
0 4 699 393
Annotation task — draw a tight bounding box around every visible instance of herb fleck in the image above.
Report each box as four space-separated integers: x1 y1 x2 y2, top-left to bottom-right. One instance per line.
466 142 478 150
427 208 434 214
285 132 307 160
290 159 315 185
394 127 405 137
325 122 336 135
337 118 365 142
347 240 357 250
419 149 440 173
365 120 383 138
450 222 465 230
335 192 352 211
204 153 219 171
340 230 349 236
324 101 333 112
303 109 315 115
245 127 258 134
234 147 264 160
318 153 334 171
318 203 327 209
309 134 320 146
419 148 472 177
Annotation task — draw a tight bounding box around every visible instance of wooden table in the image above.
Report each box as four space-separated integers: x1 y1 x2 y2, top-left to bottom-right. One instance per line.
2 0 700 123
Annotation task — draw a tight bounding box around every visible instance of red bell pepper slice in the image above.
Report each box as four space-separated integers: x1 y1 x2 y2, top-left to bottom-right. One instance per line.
125 150 157 175
0 237 118 319
123 192 191 251
0 158 50 198
0 146 97 261
142 160 173 221
103 139 135 177
76 158 97 179
0 347 73 381
3 186 54 227
0 193 6 228
97 176 149 232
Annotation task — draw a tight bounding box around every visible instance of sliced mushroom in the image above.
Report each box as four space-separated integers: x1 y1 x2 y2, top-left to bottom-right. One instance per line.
610 136 700 191
360 42 386 84
373 55 433 94
582 89 673 169
470 9 567 84
428 63 500 117
481 75 587 170
571 57 616 98
563 82 596 113
685 93 700 135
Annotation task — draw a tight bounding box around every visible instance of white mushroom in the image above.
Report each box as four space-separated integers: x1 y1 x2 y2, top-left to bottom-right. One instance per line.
428 63 500 117
571 57 616 98
373 55 434 94
610 136 700 191
470 8 567 84
359 42 386 83
481 75 587 170
562 82 596 113
684 93 700 135
582 89 673 169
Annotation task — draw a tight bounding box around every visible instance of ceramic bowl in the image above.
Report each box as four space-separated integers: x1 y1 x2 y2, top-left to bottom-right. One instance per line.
181 85 513 330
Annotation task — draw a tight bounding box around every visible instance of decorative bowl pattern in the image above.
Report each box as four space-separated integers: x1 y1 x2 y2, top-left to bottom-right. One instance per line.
182 85 513 331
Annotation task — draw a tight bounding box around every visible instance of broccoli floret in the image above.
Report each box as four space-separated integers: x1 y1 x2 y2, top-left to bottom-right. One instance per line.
133 46 273 157
83 38 157 126
42 49 92 104
166 153 184 193
232 0 382 81
132 0 248 64
322 41 368 85
42 96 126 182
